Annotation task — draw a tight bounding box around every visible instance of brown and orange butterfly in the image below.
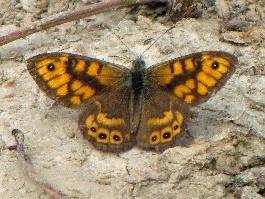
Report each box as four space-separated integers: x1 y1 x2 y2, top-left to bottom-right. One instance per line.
27 51 237 152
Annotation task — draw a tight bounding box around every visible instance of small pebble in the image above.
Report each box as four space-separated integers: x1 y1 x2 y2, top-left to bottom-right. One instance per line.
65 130 75 139
223 19 250 32
20 0 48 13
221 31 255 45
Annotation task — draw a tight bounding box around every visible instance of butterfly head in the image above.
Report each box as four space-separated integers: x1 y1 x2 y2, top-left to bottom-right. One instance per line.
132 58 146 71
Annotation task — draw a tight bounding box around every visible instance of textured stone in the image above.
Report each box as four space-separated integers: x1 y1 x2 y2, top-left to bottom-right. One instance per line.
0 0 264 198
20 0 48 13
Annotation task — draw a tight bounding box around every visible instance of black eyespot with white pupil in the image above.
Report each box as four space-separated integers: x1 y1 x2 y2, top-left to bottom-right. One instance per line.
163 132 171 139
90 127 96 132
47 63 55 71
113 135 120 141
173 125 179 130
151 135 157 142
98 133 107 140
211 62 219 70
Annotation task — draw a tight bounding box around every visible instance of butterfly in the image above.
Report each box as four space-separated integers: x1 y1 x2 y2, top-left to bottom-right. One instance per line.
27 51 237 152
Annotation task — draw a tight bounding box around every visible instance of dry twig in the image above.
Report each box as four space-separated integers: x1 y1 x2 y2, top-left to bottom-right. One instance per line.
11 129 66 199
0 0 153 47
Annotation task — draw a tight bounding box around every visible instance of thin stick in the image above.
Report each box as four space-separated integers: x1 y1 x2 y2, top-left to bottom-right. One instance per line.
0 0 153 47
11 129 66 199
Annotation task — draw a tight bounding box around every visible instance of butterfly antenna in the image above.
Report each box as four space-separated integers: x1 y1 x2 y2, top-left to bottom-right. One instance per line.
101 24 138 60
139 25 175 58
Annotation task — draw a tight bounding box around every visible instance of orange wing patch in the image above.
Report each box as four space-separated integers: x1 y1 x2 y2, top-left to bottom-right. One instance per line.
97 65 123 85
175 53 234 104
173 54 234 103
74 60 86 73
197 72 217 87
28 54 126 106
97 113 125 126
151 52 236 105
152 64 173 86
147 111 173 126
186 79 196 89
184 58 195 72
70 96 81 104
174 85 192 98
36 56 72 98
86 62 100 76
35 55 98 105
56 84 68 96
71 80 83 91
74 85 95 100
84 111 126 145
148 111 184 145
173 61 183 75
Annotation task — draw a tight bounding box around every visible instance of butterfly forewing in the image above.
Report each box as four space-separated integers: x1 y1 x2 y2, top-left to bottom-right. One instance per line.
27 53 129 107
148 51 238 106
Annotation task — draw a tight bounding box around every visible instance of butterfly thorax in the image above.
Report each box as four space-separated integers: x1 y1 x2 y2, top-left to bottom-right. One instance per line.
131 58 146 94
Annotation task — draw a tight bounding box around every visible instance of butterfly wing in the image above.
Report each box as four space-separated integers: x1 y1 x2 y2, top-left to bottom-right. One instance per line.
27 53 129 107
136 88 187 151
147 51 238 106
79 85 136 152
137 51 237 151
28 53 135 152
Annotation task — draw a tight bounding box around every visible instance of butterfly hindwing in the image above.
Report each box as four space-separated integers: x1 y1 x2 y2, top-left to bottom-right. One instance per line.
78 85 136 152
148 51 238 106
137 88 187 151
27 53 128 107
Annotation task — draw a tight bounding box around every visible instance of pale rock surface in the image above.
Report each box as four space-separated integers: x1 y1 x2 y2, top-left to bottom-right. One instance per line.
0 0 264 198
